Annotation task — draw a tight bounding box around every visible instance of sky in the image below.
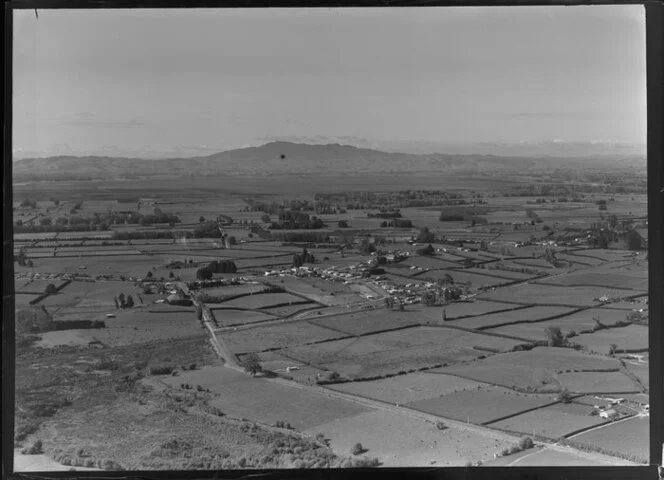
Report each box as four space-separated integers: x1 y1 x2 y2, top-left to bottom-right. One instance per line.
13 6 646 158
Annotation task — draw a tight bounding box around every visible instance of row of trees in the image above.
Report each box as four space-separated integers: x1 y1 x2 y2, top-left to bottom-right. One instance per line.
269 211 326 230
293 248 316 267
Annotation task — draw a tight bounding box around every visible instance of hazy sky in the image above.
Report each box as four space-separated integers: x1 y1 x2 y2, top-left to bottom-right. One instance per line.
13 6 646 157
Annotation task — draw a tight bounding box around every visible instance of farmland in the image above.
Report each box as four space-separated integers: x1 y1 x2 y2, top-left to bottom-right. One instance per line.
569 416 649 463
405 386 556 425
450 306 576 331
155 365 371 431
12 163 649 468
486 402 609 439
327 372 484 404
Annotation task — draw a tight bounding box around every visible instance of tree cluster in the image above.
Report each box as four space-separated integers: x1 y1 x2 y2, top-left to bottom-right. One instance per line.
293 248 316 267
196 260 238 280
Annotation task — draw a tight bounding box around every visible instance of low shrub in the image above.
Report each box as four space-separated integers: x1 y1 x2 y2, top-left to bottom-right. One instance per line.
21 439 43 455
15 422 39 442
351 443 365 455
149 364 175 375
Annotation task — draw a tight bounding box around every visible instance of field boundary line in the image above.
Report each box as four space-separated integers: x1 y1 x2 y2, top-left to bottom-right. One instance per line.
447 304 533 321
425 323 534 343
475 307 588 331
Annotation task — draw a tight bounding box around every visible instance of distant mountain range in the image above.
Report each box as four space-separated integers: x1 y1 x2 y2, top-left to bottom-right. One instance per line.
12 141 646 181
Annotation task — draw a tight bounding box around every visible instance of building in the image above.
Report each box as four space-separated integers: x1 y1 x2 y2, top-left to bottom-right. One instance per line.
599 409 617 419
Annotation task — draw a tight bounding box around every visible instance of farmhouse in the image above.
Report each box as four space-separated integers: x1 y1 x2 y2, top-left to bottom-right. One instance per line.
599 409 617 419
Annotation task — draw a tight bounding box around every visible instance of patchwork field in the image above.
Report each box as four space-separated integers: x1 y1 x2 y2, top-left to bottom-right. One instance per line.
405 386 556 425
37 308 203 347
418 300 526 320
210 309 276 327
624 361 649 389
498 446 634 466
305 409 515 467
218 292 312 310
307 309 420 336
417 269 510 288
536 268 647 291
327 372 484 405
484 307 633 339
157 365 371 431
431 363 561 393
486 402 609 439
571 325 648 353
556 371 640 394
282 327 522 379
479 284 640 307
451 306 576 331
198 284 267 298
221 321 346 354
262 304 319 317
569 416 649 463
431 347 621 391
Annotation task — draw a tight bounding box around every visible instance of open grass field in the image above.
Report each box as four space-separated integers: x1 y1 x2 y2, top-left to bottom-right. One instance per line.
452 306 575 331
486 402 608 439
536 268 648 291
15 254 180 277
400 256 461 270
327 372 484 405
571 325 648 354
15 293 41 307
479 284 639 307
624 361 649 389
305 408 515 467
554 254 606 267
37 282 101 309
15 279 70 294
405 386 556 425
219 292 311 310
430 362 561 393
158 365 371 431
277 277 365 306
463 267 536 281
569 416 649 463
567 249 642 262
495 446 635 466
37 308 203 347
198 284 267 297
433 347 620 381
417 270 511 288
307 309 420 336
221 321 347 354
556 371 640 394
234 258 294 270
261 304 319 317
418 301 526 321
484 307 633 340
210 309 276 327
282 327 521 379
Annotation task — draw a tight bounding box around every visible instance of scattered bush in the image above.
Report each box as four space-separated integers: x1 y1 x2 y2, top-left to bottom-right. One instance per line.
149 364 175 375
351 443 365 455
557 389 572 404
21 439 43 455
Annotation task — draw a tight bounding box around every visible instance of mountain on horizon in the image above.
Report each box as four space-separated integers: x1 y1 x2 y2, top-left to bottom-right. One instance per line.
13 141 646 181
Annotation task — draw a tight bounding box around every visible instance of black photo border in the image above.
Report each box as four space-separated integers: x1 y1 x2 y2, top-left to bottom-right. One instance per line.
3 1 662 479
